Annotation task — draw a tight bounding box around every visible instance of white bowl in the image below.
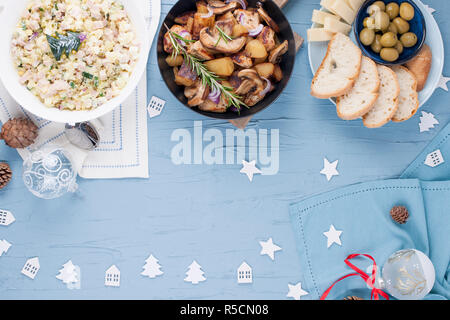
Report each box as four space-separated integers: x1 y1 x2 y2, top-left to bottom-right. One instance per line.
0 0 150 124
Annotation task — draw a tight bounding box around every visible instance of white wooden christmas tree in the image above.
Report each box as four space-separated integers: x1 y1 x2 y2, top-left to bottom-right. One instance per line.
141 254 164 278
22 257 40 279
0 210 15 226
56 260 78 284
0 239 11 257
184 260 206 284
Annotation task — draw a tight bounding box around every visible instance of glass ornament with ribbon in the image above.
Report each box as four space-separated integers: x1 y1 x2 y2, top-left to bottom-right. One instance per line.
320 249 436 300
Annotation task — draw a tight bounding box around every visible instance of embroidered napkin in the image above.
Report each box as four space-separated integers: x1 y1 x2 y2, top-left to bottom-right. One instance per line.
0 0 161 179
289 122 450 300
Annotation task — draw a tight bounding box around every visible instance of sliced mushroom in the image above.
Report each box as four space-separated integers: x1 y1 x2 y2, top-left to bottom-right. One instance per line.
199 95 228 113
206 0 238 15
268 40 288 64
188 41 215 60
233 9 261 31
257 26 276 51
256 4 280 33
184 80 210 107
236 69 267 106
231 51 253 68
174 11 195 25
163 25 191 54
229 71 243 89
199 23 246 54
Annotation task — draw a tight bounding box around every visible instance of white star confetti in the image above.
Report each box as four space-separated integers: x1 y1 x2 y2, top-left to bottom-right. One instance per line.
320 158 339 181
240 160 262 182
287 282 309 300
259 238 282 261
424 4 436 15
323 225 343 248
419 111 439 132
437 75 450 91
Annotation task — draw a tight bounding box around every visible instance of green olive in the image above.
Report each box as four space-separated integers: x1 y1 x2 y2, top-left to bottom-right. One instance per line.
371 34 382 53
395 41 404 54
380 47 400 62
386 2 400 20
359 28 376 46
372 1 386 11
380 32 398 48
388 22 398 34
400 32 418 47
375 11 390 31
400 2 415 21
393 17 410 34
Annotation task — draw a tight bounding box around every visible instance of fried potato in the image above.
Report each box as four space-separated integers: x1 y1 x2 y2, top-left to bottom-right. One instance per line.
193 13 215 39
165 55 184 67
244 39 267 59
273 64 283 82
232 24 248 38
204 57 235 77
254 63 275 78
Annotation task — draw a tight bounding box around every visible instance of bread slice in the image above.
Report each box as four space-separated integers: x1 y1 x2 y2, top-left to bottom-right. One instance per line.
336 56 380 120
362 65 400 128
311 33 362 99
391 66 419 122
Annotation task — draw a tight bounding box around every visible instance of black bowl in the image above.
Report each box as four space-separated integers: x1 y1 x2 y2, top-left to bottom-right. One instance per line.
157 0 296 120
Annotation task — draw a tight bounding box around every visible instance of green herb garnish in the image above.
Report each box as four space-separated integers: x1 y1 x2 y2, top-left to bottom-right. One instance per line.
166 24 247 112
70 81 75 89
215 25 233 46
46 31 82 61
93 76 99 88
82 72 94 80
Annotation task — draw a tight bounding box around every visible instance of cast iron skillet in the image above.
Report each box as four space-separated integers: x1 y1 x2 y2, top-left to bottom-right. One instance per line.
157 0 296 120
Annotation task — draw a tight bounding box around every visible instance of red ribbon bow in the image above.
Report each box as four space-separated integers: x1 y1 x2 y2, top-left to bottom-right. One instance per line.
320 253 390 300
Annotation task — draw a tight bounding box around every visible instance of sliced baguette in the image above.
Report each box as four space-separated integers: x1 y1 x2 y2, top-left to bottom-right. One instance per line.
391 66 419 122
362 65 400 128
311 33 362 99
336 56 380 120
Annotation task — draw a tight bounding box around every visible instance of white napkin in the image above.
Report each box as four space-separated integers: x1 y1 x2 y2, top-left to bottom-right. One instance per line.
0 0 161 179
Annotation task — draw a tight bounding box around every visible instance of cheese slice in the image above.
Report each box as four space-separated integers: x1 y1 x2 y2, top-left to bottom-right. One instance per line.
307 28 334 42
312 10 340 25
344 0 365 11
324 17 352 35
320 0 338 14
331 0 357 24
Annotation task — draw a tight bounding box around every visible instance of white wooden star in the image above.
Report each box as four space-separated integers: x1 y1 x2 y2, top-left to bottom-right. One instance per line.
259 238 282 260
424 4 436 15
240 160 262 182
320 158 339 181
323 225 343 248
437 75 450 91
287 282 309 300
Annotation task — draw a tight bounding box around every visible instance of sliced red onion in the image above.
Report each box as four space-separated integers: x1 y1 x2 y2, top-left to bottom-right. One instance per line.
79 33 87 42
260 77 271 97
229 105 239 112
226 0 247 10
29 32 39 41
208 87 221 104
179 61 197 81
201 6 214 18
248 24 264 37
176 30 191 46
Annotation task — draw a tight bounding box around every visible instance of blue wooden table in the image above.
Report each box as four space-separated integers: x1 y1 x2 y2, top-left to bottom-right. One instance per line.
0 0 448 299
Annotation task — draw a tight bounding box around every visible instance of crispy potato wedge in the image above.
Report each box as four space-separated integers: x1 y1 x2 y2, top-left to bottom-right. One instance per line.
165 55 184 67
232 24 248 38
231 52 253 68
254 63 275 79
192 13 215 39
204 57 235 77
272 64 283 82
245 39 267 59
174 67 196 87
196 1 210 13
174 11 195 25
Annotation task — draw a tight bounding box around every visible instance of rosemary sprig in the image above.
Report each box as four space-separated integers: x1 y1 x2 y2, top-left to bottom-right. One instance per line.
165 24 247 112
215 25 233 47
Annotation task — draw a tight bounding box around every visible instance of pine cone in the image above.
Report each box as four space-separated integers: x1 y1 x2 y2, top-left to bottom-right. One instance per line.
0 162 12 190
390 206 409 224
344 296 364 300
1 118 38 149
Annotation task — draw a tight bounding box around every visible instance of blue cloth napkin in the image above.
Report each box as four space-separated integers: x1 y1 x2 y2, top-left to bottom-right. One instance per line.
289 123 450 300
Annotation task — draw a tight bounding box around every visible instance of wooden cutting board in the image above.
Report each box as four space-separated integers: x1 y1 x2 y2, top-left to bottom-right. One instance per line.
229 0 303 130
